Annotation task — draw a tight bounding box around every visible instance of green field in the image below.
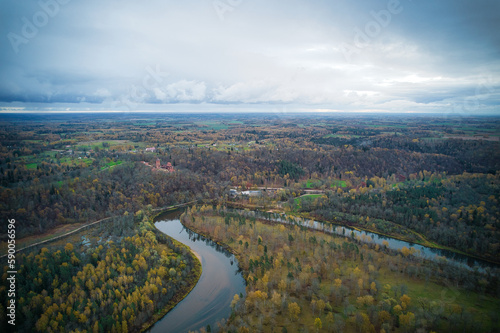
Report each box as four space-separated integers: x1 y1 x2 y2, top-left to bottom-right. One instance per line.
76 140 136 150
378 268 499 332
331 180 347 188
101 160 123 170
56 157 93 166
195 121 229 130
294 194 326 207
305 179 321 188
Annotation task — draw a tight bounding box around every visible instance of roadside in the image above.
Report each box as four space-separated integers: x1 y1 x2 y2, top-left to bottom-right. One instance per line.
0 201 198 258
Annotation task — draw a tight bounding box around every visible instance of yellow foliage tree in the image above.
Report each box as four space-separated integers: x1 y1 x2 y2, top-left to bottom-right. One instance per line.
314 317 322 331
288 302 300 321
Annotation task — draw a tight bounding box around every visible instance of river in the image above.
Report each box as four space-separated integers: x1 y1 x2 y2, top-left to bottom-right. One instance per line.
149 207 497 332
149 210 246 333
241 210 499 273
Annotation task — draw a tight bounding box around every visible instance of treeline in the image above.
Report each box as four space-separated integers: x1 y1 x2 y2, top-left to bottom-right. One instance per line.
1 115 499 244
158 144 465 186
0 212 200 333
0 155 208 237
370 137 500 173
301 172 500 261
1 138 476 239
182 206 500 332
312 136 499 174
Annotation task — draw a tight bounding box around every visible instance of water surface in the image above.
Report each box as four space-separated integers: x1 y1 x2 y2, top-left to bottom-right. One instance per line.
149 211 246 333
238 209 499 272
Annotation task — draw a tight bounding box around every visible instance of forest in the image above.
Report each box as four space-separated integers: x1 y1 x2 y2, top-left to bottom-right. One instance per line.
1 113 499 332
182 205 499 332
293 172 500 261
0 209 201 332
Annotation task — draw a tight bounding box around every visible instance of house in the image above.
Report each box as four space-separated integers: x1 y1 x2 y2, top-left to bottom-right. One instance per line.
145 147 156 152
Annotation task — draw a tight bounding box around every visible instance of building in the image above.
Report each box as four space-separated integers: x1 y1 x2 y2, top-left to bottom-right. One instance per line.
145 147 156 152
154 158 175 172
164 162 174 172
229 189 262 197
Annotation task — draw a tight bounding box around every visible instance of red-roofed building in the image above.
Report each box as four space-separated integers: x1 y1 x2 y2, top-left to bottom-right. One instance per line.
154 158 175 172
164 162 174 172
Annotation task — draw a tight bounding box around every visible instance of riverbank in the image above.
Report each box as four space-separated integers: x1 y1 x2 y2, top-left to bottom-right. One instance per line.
140 210 203 332
151 210 246 332
301 212 500 266
140 236 202 332
226 201 500 266
181 206 500 332
179 211 248 282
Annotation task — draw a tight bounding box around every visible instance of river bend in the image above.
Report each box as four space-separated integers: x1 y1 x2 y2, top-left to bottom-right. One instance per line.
149 210 246 333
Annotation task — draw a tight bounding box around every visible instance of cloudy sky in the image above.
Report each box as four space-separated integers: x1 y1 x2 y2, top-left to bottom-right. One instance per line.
0 0 499 114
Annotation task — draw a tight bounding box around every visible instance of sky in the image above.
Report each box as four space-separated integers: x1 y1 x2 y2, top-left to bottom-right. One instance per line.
0 0 499 114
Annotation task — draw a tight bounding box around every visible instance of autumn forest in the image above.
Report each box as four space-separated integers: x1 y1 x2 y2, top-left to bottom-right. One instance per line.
1 112 499 332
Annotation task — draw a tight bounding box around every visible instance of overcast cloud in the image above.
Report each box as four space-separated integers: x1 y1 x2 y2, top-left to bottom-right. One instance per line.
0 0 499 114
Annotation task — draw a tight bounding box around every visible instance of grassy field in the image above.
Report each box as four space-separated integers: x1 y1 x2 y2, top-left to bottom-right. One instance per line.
295 193 325 202
303 179 347 188
21 154 93 168
378 268 499 332
101 160 123 170
76 139 136 150
304 179 325 188
331 180 347 188
195 121 229 130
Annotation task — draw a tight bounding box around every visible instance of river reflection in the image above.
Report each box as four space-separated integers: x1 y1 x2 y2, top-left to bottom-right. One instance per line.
230 209 499 273
149 210 246 333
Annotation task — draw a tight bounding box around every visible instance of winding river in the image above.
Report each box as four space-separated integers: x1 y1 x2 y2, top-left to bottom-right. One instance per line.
149 207 498 332
149 210 246 333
